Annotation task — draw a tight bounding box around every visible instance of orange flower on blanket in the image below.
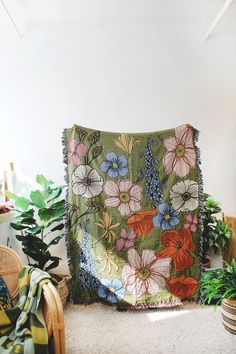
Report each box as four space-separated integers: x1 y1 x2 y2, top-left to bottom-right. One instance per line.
168 275 198 300
157 229 195 271
163 124 196 177
127 209 158 236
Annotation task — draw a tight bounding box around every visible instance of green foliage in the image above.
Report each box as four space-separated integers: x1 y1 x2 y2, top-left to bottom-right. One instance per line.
202 193 232 262
201 259 236 305
10 175 65 272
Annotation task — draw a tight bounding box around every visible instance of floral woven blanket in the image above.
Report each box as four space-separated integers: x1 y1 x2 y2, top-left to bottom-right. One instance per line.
62 124 203 309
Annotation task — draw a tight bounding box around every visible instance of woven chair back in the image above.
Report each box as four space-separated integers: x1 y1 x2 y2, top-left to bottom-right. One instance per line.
0 245 23 301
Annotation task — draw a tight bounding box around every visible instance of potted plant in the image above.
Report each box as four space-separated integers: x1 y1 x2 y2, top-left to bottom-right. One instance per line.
202 193 232 268
8 175 70 307
201 259 236 334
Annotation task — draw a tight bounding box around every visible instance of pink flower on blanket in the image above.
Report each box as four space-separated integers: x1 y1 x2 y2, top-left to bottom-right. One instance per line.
104 180 142 216
163 124 196 177
116 228 137 251
122 249 171 298
184 214 198 232
68 139 88 166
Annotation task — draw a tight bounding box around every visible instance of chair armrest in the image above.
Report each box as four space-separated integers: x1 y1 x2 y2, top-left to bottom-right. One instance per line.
42 282 66 354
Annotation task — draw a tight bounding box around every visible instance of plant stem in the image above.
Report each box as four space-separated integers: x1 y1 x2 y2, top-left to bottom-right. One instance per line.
69 209 90 231
41 227 44 241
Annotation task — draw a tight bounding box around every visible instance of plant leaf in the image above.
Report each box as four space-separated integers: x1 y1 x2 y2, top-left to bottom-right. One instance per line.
50 200 65 209
5 190 18 200
36 174 50 188
15 197 31 211
45 257 61 272
46 187 63 203
16 209 35 218
11 222 28 230
20 217 36 225
48 235 63 247
38 207 65 223
50 223 64 232
26 226 42 235
30 190 46 208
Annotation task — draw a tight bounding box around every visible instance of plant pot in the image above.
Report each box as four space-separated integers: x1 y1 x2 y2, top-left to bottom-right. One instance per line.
0 211 15 223
49 273 71 308
201 259 211 269
208 248 223 268
221 299 236 334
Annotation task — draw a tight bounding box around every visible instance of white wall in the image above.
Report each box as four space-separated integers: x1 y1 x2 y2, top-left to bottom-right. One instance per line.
0 0 236 214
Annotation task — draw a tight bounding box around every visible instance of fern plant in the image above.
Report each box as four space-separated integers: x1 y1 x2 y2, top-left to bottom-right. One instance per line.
201 259 236 305
8 175 65 272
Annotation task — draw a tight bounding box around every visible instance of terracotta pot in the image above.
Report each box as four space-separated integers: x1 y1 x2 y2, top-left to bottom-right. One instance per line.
221 299 236 334
50 273 71 308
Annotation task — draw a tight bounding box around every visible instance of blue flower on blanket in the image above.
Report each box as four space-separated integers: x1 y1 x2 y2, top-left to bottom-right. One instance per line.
100 152 128 178
153 203 180 230
98 279 125 303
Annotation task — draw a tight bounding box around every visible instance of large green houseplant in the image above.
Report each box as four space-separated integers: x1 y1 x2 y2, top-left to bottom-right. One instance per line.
8 175 65 272
202 193 232 266
201 259 236 334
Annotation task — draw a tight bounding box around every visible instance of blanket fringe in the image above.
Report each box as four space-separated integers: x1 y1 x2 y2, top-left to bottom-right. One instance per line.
71 299 183 309
193 128 204 264
62 129 74 302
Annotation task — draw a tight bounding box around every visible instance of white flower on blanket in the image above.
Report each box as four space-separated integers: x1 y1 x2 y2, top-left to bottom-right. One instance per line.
170 179 198 211
72 165 103 198
122 249 171 298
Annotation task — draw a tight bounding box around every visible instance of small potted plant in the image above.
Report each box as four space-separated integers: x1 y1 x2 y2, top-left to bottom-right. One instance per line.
201 259 236 334
202 194 232 268
8 175 70 307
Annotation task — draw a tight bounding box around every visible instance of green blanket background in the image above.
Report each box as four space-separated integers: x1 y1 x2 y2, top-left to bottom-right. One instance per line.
63 124 203 308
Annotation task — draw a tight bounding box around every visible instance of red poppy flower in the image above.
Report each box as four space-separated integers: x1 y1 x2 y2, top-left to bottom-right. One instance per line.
168 275 198 300
127 209 157 236
157 229 195 271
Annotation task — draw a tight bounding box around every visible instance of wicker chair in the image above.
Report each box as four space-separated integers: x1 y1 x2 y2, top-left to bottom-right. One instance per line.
0 245 66 354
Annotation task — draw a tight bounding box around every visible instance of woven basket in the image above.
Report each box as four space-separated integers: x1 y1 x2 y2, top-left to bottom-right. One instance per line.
221 299 236 334
0 245 23 302
50 273 71 307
